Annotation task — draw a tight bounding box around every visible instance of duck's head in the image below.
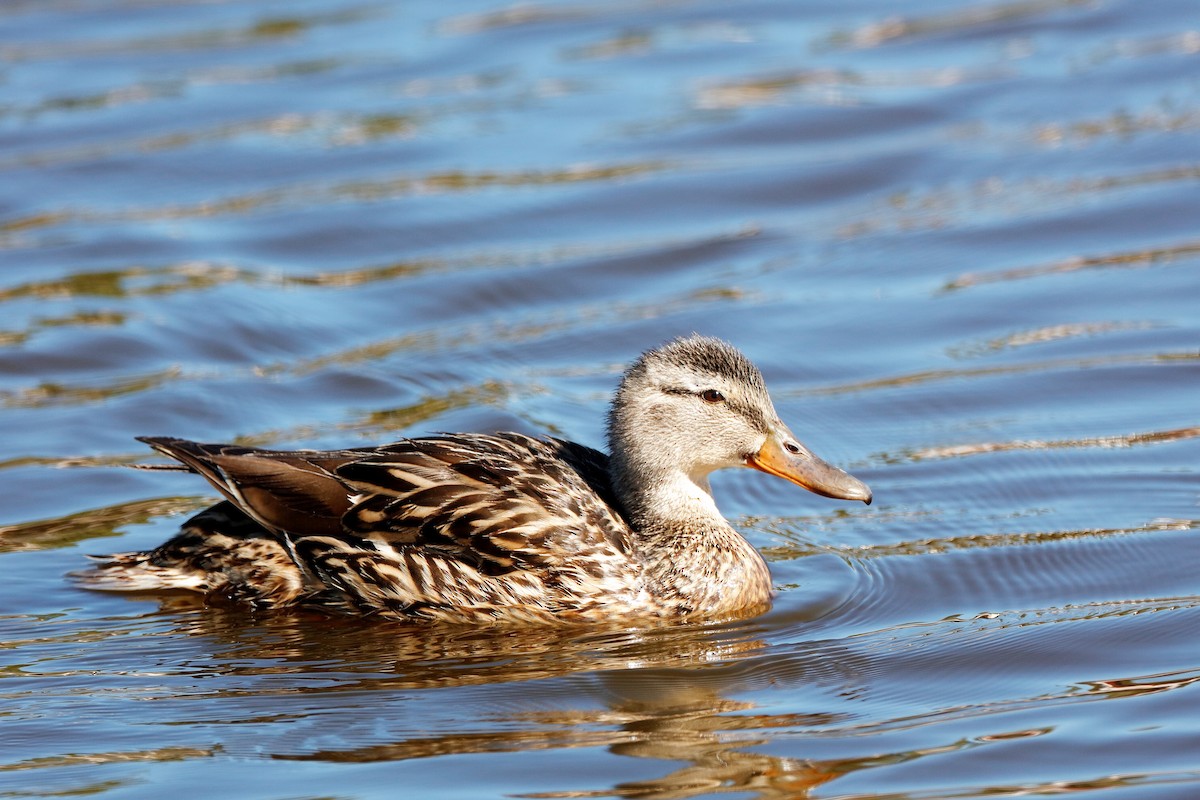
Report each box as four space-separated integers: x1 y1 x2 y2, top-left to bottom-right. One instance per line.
606 335 871 520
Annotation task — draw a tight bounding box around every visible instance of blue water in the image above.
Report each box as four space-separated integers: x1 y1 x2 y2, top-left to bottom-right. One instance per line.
2 0 1199 797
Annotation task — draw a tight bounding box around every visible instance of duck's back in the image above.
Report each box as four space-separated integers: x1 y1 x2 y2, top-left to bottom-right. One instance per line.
81 433 649 622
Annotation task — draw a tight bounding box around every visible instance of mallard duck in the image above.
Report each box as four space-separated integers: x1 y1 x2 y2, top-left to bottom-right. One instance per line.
80 336 871 623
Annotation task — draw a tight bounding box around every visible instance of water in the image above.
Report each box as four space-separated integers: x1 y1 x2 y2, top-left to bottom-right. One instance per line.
2 0 1198 797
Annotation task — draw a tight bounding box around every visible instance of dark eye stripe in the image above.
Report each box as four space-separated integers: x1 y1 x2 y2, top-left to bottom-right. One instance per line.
662 386 728 404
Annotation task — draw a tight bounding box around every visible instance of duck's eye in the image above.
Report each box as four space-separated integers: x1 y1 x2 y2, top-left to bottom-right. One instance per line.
700 389 725 403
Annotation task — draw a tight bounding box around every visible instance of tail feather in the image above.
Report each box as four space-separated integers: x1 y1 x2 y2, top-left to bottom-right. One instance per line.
72 501 307 607
132 436 353 538
73 552 209 592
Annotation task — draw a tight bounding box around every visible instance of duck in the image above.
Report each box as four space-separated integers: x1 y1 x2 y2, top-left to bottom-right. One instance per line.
80 335 871 624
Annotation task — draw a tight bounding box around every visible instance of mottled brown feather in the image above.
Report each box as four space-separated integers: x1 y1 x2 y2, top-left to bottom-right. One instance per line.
93 433 644 621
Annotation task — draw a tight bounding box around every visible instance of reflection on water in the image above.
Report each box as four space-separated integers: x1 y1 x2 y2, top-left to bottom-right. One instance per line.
1 0 1198 797
0 496 209 553
11 586 1199 798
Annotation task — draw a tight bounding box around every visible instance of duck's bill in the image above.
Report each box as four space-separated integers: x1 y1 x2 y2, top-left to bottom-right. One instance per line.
747 430 872 505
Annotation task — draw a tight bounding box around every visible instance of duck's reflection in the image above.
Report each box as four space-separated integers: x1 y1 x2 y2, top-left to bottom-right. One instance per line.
118 593 1200 799
535 668 848 799
133 597 862 798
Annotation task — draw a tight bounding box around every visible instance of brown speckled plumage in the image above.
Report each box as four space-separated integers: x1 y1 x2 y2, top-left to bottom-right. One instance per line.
79 336 871 624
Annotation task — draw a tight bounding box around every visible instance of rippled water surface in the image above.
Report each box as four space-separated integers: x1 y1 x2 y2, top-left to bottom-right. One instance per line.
3 0 1199 797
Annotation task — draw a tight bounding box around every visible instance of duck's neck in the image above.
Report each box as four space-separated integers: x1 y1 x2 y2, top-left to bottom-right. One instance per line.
608 457 772 616
616 466 720 528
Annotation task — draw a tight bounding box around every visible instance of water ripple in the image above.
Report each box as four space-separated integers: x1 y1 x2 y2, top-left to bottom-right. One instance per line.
0 7 372 61
0 496 209 553
793 350 1199 398
907 426 1200 461
823 0 1096 50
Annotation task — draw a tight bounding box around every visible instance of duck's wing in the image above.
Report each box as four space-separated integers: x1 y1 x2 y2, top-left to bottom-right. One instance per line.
138 433 640 619
321 433 639 619
137 436 362 538
332 432 633 572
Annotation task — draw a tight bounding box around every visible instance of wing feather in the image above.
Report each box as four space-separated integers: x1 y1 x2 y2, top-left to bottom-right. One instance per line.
136 432 641 618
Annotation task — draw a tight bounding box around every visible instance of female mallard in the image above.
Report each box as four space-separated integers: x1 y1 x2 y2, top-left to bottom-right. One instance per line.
81 336 871 623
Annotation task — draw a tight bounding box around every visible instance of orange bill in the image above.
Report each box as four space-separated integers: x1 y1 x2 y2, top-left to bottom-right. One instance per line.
746 428 872 504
